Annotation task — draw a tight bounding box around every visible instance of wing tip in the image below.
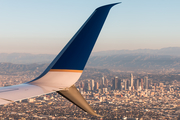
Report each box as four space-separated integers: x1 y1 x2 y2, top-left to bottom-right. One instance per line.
96 2 121 10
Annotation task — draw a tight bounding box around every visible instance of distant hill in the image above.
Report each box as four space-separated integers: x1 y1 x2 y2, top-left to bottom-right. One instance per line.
0 47 180 73
0 53 55 64
88 47 180 72
87 54 180 72
0 47 180 64
0 62 48 75
91 47 180 56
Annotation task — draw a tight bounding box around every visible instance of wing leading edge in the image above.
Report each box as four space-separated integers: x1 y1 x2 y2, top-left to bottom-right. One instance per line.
0 3 120 116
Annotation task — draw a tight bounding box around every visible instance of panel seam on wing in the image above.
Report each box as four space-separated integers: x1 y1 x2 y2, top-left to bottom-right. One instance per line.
0 98 14 103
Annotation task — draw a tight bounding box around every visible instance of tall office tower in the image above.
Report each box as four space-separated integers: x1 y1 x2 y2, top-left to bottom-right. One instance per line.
136 79 140 90
130 73 134 88
117 79 121 90
99 78 103 88
112 78 115 90
112 76 118 90
124 80 127 90
126 80 129 90
105 78 108 87
134 79 136 90
140 78 144 90
88 80 91 91
102 76 105 86
127 80 130 89
91 79 94 91
80 82 84 88
144 76 149 89
94 82 99 90
84 82 88 91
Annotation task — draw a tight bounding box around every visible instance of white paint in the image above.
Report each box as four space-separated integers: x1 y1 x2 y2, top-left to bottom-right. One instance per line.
0 71 82 105
30 71 82 92
0 84 44 105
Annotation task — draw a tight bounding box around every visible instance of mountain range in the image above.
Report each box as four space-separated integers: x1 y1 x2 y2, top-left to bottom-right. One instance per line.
91 47 180 56
0 47 180 72
0 47 180 64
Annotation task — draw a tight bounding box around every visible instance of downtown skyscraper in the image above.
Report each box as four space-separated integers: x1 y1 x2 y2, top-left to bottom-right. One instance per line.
130 73 134 89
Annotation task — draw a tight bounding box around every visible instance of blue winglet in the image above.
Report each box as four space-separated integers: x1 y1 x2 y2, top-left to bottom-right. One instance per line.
52 3 120 70
30 3 120 81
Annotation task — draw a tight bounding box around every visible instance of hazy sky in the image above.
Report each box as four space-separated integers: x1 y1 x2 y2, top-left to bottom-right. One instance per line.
0 0 180 54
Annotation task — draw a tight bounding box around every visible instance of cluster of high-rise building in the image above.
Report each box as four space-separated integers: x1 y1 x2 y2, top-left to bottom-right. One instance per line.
111 74 149 91
78 73 150 92
79 75 110 93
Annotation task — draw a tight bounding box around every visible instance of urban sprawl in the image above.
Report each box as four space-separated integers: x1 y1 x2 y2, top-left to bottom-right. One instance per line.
0 68 180 120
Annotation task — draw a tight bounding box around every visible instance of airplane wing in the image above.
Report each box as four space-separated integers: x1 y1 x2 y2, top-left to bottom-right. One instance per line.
0 2 120 116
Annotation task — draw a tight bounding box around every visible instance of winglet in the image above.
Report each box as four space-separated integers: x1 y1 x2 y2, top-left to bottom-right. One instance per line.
30 2 120 82
50 2 120 71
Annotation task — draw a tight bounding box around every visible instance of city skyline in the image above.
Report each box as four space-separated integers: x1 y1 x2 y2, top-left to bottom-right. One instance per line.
1 0 180 54
0 65 179 119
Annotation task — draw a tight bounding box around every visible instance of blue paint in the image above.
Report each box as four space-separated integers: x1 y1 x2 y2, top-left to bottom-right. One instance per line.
51 3 120 70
